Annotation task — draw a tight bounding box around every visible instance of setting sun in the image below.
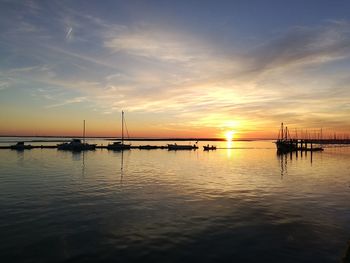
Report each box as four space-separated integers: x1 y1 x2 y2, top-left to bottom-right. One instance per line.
225 130 235 141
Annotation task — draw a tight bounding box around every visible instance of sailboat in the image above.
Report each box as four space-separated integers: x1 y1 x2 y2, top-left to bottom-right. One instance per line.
107 111 131 151
275 122 297 153
57 120 96 151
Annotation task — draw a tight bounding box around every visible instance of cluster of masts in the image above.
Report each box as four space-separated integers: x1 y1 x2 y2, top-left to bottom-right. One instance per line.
278 122 325 141
276 122 350 153
277 122 350 141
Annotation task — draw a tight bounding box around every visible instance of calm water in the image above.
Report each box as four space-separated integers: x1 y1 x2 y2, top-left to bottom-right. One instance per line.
0 138 350 262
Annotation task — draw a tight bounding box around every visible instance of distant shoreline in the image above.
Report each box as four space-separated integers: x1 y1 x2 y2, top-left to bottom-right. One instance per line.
0 135 274 142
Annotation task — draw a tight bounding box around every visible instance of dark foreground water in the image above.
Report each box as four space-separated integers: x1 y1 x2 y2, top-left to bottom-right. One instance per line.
0 139 349 263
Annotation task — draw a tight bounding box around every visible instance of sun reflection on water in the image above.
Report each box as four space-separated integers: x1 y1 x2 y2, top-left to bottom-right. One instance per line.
225 132 234 158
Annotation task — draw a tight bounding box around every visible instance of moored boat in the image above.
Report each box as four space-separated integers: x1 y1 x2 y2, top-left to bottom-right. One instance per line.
107 111 131 151
138 145 159 150
57 139 96 151
107 141 131 150
275 123 298 153
10 142 32 150
275 123 324 153
275 139 298 153
168 143 198 150
57 120 96 151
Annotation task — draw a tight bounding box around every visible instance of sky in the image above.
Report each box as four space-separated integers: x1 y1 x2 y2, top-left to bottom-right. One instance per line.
1 0 350 138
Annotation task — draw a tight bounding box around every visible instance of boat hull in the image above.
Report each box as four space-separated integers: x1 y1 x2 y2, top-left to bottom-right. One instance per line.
203 146 216 151
168 144 198 150
275 140 298 153
57 143 96 151
107 144 131 151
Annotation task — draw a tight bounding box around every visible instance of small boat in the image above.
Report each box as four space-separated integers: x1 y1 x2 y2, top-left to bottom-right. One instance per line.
10 141 32 150
168 143 198 150
57 139 96 151
107 111 131 151
138 145 158 150
203 145 216 151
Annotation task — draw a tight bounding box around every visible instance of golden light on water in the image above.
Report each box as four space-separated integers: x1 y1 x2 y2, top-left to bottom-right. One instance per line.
225 130 235 141
224 130 235 159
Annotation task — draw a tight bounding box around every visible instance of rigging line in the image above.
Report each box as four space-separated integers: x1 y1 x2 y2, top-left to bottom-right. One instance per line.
124 118 130 139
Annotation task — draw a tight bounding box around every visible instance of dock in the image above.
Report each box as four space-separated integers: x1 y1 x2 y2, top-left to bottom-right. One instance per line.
275 123 350 153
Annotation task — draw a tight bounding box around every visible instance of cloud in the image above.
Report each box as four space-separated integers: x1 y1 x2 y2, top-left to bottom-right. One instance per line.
45 96 87 108
0 81 9 91
104 28 197 62
245 21 350 75
33 18 350 131
65 27 73 40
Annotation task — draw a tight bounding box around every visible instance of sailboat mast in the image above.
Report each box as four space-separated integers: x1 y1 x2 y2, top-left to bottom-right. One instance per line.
83 120 86 144
281 122 284 141
121 111 124 145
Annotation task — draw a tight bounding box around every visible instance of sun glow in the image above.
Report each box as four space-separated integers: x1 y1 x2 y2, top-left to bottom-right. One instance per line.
225 130 235 141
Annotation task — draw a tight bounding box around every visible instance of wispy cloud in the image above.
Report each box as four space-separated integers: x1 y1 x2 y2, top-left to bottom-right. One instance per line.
45 96 87 108
104 28 198 62
244 21 350 75
0 81 9 91
65 27 73 40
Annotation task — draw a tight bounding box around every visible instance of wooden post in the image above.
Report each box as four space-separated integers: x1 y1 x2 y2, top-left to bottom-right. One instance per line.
83 120 86 144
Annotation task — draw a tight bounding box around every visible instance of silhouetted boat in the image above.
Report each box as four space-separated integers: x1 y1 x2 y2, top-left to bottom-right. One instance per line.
107 141 131 150
10 141 32 150
275 123 323 153
275 140 298 153
57 139 96 151
138 145 159 150
107 111 131 151
203 145 216 151
57 120 96 151
168 143 198 150
275 123 298 153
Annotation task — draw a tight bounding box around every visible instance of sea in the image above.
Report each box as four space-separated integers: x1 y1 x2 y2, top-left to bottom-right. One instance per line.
0 137 349 263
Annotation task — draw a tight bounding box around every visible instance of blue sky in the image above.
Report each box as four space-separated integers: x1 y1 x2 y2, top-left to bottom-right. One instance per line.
1 0 350 137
